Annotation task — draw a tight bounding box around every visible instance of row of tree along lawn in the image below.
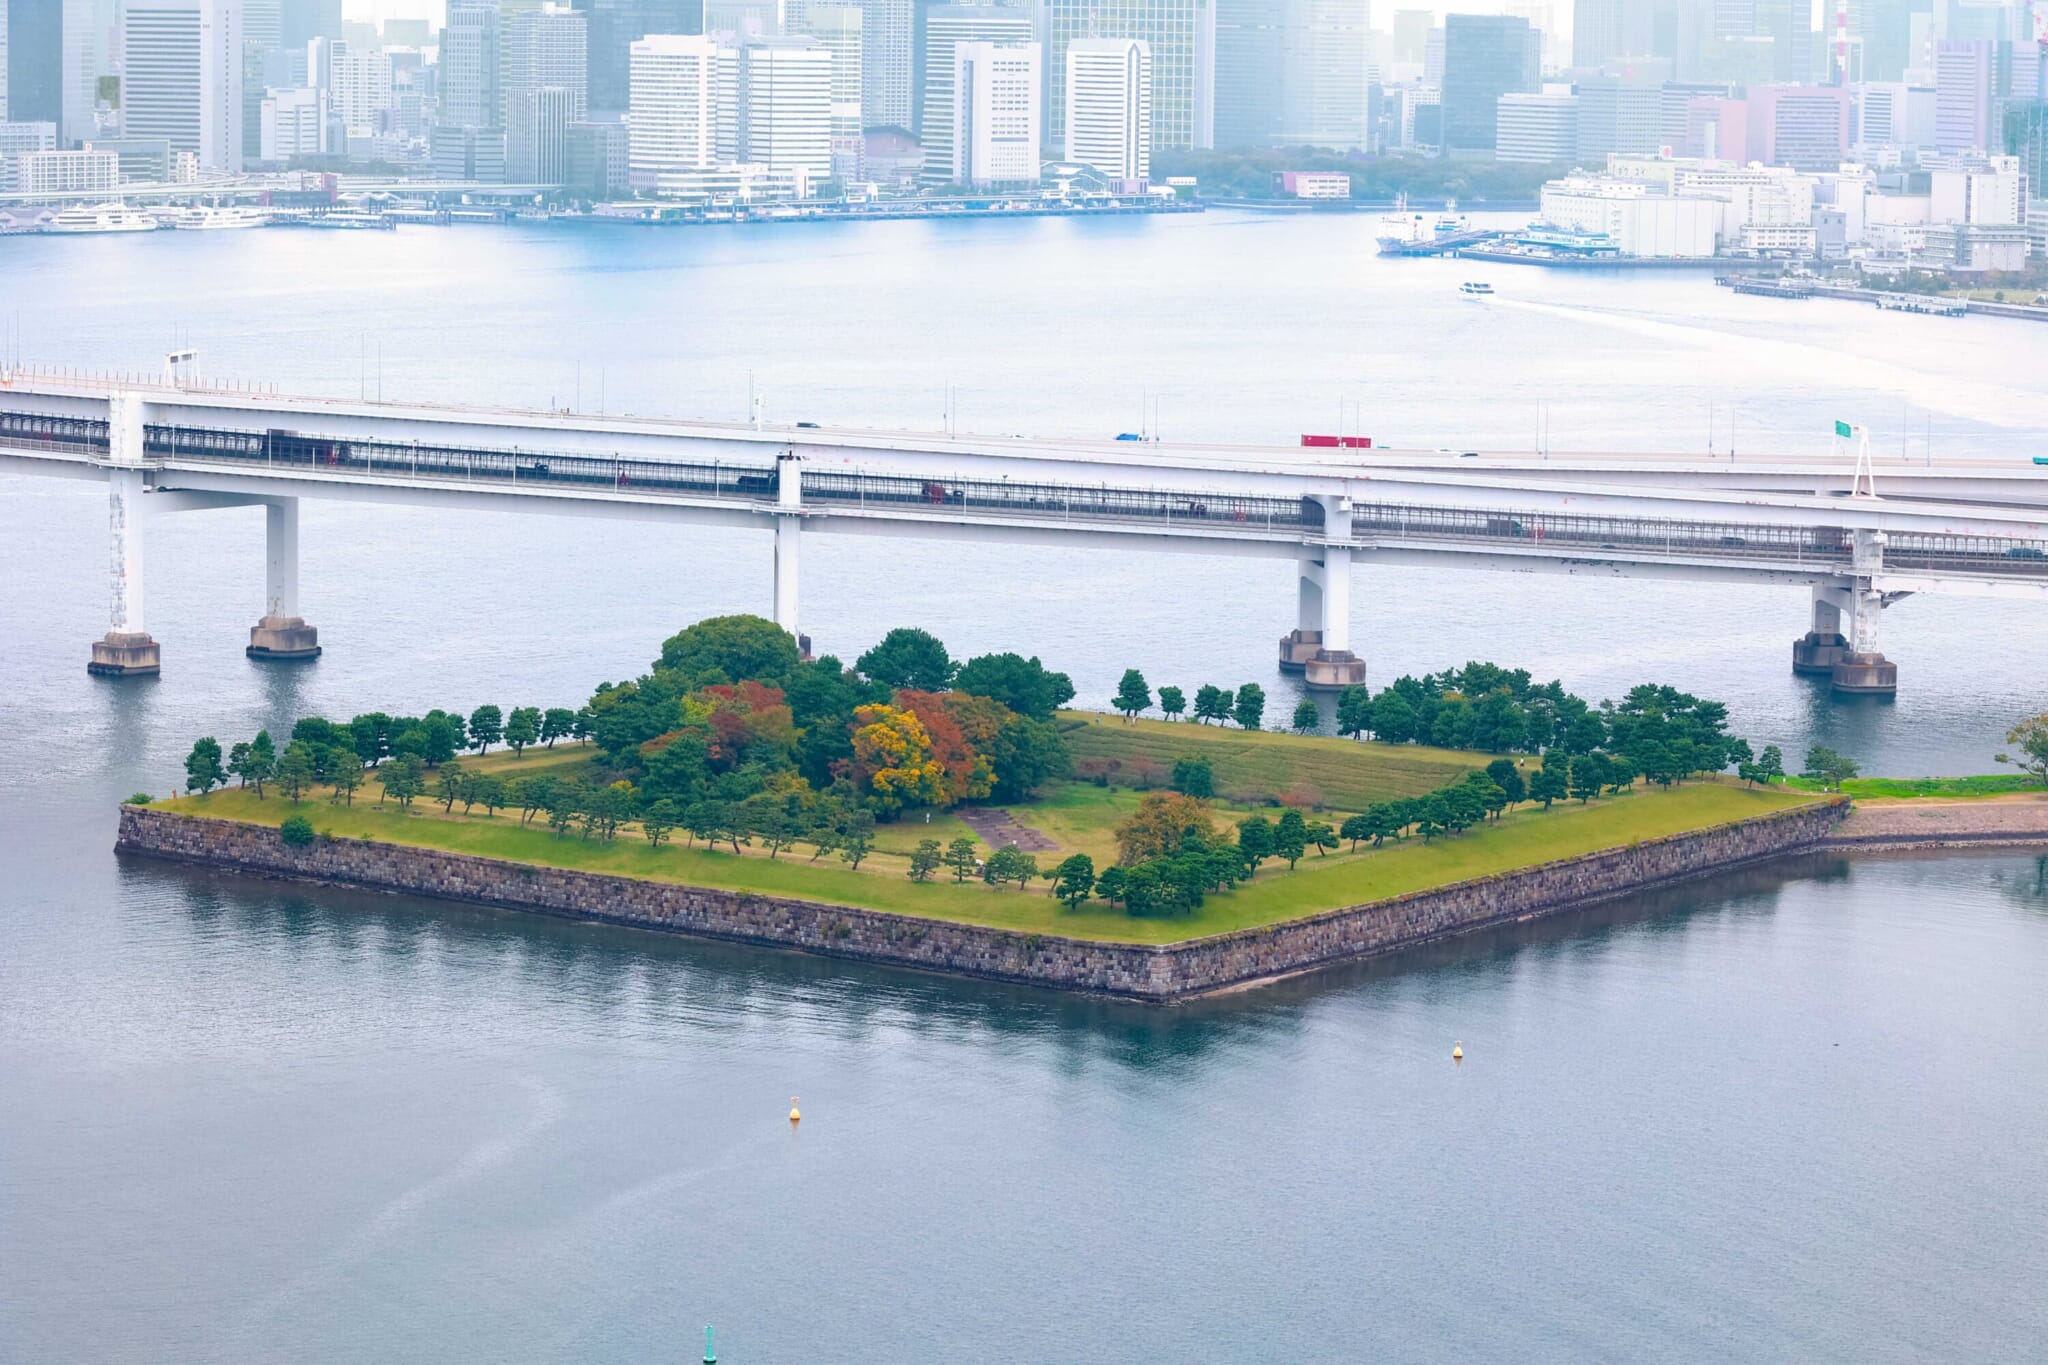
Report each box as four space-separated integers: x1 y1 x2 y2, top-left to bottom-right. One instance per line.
179 616 1078 820
1114 662 1759 777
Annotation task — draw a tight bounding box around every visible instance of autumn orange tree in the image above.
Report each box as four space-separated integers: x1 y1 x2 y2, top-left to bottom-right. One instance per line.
895 690 995 805
846 703 951 817
1114 791 1221 865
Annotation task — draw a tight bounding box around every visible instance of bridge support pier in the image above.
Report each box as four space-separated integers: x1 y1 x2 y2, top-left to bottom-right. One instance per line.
773 451 808 657
247 497 321 662
1831 584 1897 696
1283 536 1366 693
1791 588 1849 676
87 463 161 677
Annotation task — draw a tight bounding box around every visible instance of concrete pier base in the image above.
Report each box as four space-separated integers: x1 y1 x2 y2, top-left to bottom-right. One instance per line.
1792 630 1849 675
1830 651 1897 696
246 615 322 662
1278 628 1322 673
88 631 162 677
1303 649 1367 692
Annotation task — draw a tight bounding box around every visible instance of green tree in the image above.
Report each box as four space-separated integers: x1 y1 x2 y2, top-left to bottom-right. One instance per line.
184 737 225 795
1094 864 1129 906
857 627 955 691
1291 698 1320 735
279 815 316 847
467 705 504 754
641 798 680 847
505 707 541 755
379 755 427 811
1192 684 1234 726
1530 764 1568 808
1802 745 1859 791
1304 820 1338 856
275 741 316 802
984 843 1039 889
1050 853 1096 907
1485 758 1526 806
1112 668 1153 723
1755 744 1785 784
1157 685 1186 721
1233 683 1267 731
540 707 577 748
684 799 727 848
952 652 1075 719
908 838 943 881
944 836 981 882
1568 754 1606 804
1369 689 1418 744
435 760 467 813
232 731 277 797
1171 756 1215 798
1996 714 2048 787
1273 809 1309 868
471 774 509 817
657 613 801 684
1339 812 1372 851
1335 685 1373 739
328 753 363 805
838 809 876 870
1236 815 1274 873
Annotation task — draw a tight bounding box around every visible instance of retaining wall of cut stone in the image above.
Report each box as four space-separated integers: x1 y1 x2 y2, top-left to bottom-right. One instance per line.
116 799 1852 1000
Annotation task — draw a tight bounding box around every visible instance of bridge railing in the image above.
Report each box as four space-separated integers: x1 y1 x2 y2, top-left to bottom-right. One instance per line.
801 468 1325 532
0 410 108 455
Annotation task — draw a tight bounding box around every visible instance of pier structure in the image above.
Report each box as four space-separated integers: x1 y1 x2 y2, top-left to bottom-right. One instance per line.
14 364 2048 697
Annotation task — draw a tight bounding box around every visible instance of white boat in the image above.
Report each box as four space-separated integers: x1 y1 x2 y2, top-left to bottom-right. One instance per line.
168 205 270 230
1434 198 1470 236
1459 281 1495 298
44 202 163 234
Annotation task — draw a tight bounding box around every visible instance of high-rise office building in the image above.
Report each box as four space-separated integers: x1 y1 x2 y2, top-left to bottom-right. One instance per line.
1745 81 1847 168
737 36 830 177
1278 0 1369 148
953 37 1037 183
1935 38 1994 153
1212 0 1281 148
122 0 241 170
279 0 341 52
852 0 910 127
8 0 60 125
1495 89 1576 160
1573 0 1627 70
806 4 863 174
703 0 780 36
574 0 703 115
441 0 503 129
1390 7 1431 63
260 82 324 157
1064 34 1147 176
919 3 1027 182
1041 0 1209 151
2005 99 2047 196
502 4 586 178
1440 13 1537 154
1575 78 1662 161
240 0 279 159
628 31 718 183
0 0 8 120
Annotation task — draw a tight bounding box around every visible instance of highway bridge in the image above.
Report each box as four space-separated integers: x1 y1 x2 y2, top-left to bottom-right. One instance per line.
7 361 2048 695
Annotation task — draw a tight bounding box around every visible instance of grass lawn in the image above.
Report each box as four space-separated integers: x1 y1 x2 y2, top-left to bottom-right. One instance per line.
1782 773 2042 800
1061 712 1498 810
153 780 1821 946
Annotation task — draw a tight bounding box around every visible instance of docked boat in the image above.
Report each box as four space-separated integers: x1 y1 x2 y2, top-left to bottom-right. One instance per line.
167 205 270 230
44 202 163 234
1459 281 1495 298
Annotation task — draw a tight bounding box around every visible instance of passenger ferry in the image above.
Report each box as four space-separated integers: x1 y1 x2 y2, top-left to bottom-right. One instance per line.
44 202 163 234
167 205 270 230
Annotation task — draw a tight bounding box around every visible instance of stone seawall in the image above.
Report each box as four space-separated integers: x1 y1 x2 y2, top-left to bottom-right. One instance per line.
117 801 1849 1001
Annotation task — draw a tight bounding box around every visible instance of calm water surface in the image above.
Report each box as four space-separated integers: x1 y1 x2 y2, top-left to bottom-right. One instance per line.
3 215 2047 1361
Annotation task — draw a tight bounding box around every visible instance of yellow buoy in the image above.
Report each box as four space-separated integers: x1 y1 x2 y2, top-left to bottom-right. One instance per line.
1452 1043 1464 1061
789 1096 801 1124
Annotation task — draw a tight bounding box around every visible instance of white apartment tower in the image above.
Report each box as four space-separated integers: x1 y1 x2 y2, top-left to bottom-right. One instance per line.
502 5 588 182
737 38 832 181
953 39 1038 186
806 5 865 178
122 0 242 171
920 3 1031 184
628 33 720 188
1064 36 1150 180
